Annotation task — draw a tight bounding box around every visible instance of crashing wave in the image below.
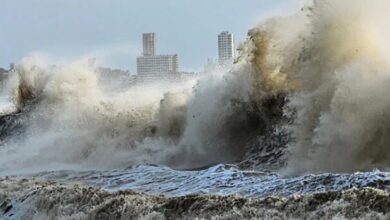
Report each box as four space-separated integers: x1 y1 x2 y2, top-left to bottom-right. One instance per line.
1 0 390 176
3 1 390 218
0 52 288 174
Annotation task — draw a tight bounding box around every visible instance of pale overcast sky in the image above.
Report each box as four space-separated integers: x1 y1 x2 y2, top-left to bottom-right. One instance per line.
0 0 303 72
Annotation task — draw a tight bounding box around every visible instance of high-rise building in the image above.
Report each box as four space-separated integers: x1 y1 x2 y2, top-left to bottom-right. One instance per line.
218 31 235 65
143 33 156 56
137 33 179 77
137 54 178 75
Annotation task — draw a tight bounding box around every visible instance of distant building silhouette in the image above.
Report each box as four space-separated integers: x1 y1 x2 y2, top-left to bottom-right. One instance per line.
137 33 179 77
218 31 235 65
137 55 178 76
142 33 157 57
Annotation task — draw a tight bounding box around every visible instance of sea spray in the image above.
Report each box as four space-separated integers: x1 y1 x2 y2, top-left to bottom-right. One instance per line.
0 57 197 173
235 0 390 174
2 0 390 175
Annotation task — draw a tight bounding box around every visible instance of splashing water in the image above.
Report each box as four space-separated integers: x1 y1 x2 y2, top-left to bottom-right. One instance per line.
4 1 390 219
0 0 390 189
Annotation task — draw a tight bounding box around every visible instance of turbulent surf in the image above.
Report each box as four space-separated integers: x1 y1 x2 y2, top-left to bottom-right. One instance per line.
3 0 390 219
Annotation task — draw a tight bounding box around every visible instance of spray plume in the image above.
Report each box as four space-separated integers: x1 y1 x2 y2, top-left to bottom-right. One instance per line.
2 0 390 174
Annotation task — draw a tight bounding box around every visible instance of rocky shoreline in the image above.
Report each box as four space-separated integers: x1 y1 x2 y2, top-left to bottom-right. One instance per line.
1 178 390 219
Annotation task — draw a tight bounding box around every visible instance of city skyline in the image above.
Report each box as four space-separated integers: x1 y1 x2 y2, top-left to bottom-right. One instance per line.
137 32 179 76
0 0 304 72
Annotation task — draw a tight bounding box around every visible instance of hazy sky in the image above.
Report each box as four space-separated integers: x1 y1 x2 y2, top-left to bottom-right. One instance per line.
0 0 303 72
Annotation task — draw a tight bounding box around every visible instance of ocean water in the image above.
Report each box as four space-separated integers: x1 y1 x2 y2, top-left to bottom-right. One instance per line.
3 0 390 219
29 165 390 198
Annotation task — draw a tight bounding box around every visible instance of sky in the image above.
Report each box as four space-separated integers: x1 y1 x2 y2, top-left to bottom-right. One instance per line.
0 0 304 73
